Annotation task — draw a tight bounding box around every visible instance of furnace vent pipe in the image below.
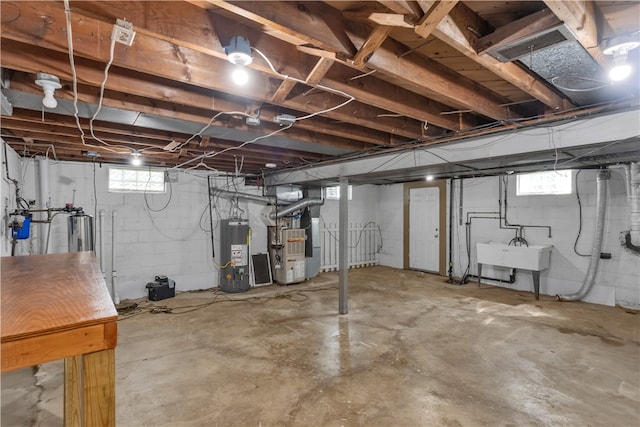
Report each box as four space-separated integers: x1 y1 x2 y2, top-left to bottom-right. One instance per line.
210 188 276 204
558 169 610 301
271 198 324 219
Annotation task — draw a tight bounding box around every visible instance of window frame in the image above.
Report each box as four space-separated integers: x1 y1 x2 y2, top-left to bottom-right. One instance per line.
516 170 573 196
108 167 167 193
324 185 353 200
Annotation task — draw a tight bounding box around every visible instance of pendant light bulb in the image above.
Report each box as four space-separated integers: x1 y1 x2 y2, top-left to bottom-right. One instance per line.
232 65 249 86
35 73 62 109
603 36 640 82
42 89 58 109
131 151 142 166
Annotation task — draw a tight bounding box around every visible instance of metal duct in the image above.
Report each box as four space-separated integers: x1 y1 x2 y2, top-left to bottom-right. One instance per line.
211 188 276 204
558 169 610 301
272 198 324 219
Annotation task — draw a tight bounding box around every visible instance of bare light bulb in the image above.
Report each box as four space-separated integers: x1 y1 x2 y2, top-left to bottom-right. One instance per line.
131 152 142 166
426 175 434 181
232 65 249 86
609 63 632 81
42 89 58 109
35 73 62 109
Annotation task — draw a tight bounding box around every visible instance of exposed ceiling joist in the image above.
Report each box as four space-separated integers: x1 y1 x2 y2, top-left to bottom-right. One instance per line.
543 0 606 65
0 1 637 177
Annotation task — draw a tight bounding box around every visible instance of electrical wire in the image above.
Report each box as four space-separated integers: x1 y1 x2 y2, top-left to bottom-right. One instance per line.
63 0 129 155
143 169 172 212
117 285 339 319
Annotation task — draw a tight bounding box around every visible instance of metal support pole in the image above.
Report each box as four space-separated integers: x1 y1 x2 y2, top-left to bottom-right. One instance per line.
338 177 349 314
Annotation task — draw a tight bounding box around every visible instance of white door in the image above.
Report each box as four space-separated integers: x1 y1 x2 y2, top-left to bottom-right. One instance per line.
409 187 440 272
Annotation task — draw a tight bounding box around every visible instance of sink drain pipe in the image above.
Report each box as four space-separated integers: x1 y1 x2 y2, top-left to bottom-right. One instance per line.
558 169 610 301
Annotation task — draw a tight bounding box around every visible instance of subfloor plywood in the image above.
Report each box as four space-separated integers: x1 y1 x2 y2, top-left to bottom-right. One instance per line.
2 266 639 426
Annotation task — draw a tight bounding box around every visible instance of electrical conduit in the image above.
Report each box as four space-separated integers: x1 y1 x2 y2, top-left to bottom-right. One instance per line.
558 169 610 301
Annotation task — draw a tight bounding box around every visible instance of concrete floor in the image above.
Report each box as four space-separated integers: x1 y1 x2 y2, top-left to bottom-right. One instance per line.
2 266 639 426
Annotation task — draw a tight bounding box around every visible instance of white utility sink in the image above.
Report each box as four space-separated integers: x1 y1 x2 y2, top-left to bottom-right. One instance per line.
476 242 552 271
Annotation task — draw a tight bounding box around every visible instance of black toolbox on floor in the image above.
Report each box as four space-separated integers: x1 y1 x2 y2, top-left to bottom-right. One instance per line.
146 275 176 301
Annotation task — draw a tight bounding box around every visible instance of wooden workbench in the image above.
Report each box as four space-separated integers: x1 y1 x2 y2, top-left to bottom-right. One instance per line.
1 252 117 427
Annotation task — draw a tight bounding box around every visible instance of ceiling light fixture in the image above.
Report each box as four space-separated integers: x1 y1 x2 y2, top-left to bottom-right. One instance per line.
131 151 142 166
35 73 62 109
224 36 252 86
603 35 640 82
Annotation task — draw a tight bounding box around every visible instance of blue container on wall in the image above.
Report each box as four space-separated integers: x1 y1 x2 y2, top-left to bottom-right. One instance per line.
12 217 31 240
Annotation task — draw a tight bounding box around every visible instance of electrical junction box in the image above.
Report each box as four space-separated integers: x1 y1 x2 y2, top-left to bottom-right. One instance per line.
146 275 176 301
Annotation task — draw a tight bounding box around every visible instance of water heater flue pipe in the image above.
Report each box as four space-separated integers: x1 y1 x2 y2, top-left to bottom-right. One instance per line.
558 169 610 301
210 188 276 204
271 198 324 219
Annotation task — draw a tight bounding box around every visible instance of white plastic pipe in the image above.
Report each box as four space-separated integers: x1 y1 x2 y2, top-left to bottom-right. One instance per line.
99 210 106 277
630 163 640 244
36 156 49 254
111 210 120 304
558 169 609 301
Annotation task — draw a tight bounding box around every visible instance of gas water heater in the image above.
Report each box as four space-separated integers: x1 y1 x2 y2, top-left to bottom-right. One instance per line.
219 219 250 293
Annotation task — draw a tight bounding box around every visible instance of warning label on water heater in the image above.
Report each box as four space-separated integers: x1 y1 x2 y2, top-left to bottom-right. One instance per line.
230 244 247 266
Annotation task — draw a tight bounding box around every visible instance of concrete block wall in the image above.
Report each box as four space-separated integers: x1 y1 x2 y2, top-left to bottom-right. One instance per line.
449 170 638 308
3 149 271 300
320 184 380 226
1 140 34 256
376 184 404 269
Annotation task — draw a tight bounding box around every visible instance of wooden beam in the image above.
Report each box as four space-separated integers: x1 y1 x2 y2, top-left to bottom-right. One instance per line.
1 4 423 140
321 65 476 131
343 12 415 29
476 9 563 55
378 0 423 17
65 1 442 138
414 1 459 39
305 57 335 86
270 80 297 103
202 1 515 121
347 32 516 120
543 0 606 65
353 26 393 66
209 1 356 55
432 3 571 111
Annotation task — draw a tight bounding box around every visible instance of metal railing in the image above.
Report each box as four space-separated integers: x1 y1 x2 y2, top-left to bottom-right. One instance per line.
320 222 380 271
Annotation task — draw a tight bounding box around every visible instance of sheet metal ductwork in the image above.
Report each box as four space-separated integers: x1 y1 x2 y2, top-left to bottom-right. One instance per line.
271 198 324 220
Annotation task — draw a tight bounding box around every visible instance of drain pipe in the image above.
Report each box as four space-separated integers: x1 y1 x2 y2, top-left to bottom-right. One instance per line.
99 210 106 279
111 210 120 305
629 163 640 247
558 169 610 301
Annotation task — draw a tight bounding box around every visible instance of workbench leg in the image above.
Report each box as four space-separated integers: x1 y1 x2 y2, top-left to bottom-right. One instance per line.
532 270 540 300
83 349 115 427
64 356 82 427
478 263 482 287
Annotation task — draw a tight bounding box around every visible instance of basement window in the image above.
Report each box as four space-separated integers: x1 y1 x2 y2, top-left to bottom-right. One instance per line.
325 185 353 200
516 170 572 196
108 168 166 193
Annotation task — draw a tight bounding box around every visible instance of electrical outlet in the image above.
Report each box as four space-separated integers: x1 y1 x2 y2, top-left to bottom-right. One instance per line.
112 19 136 46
